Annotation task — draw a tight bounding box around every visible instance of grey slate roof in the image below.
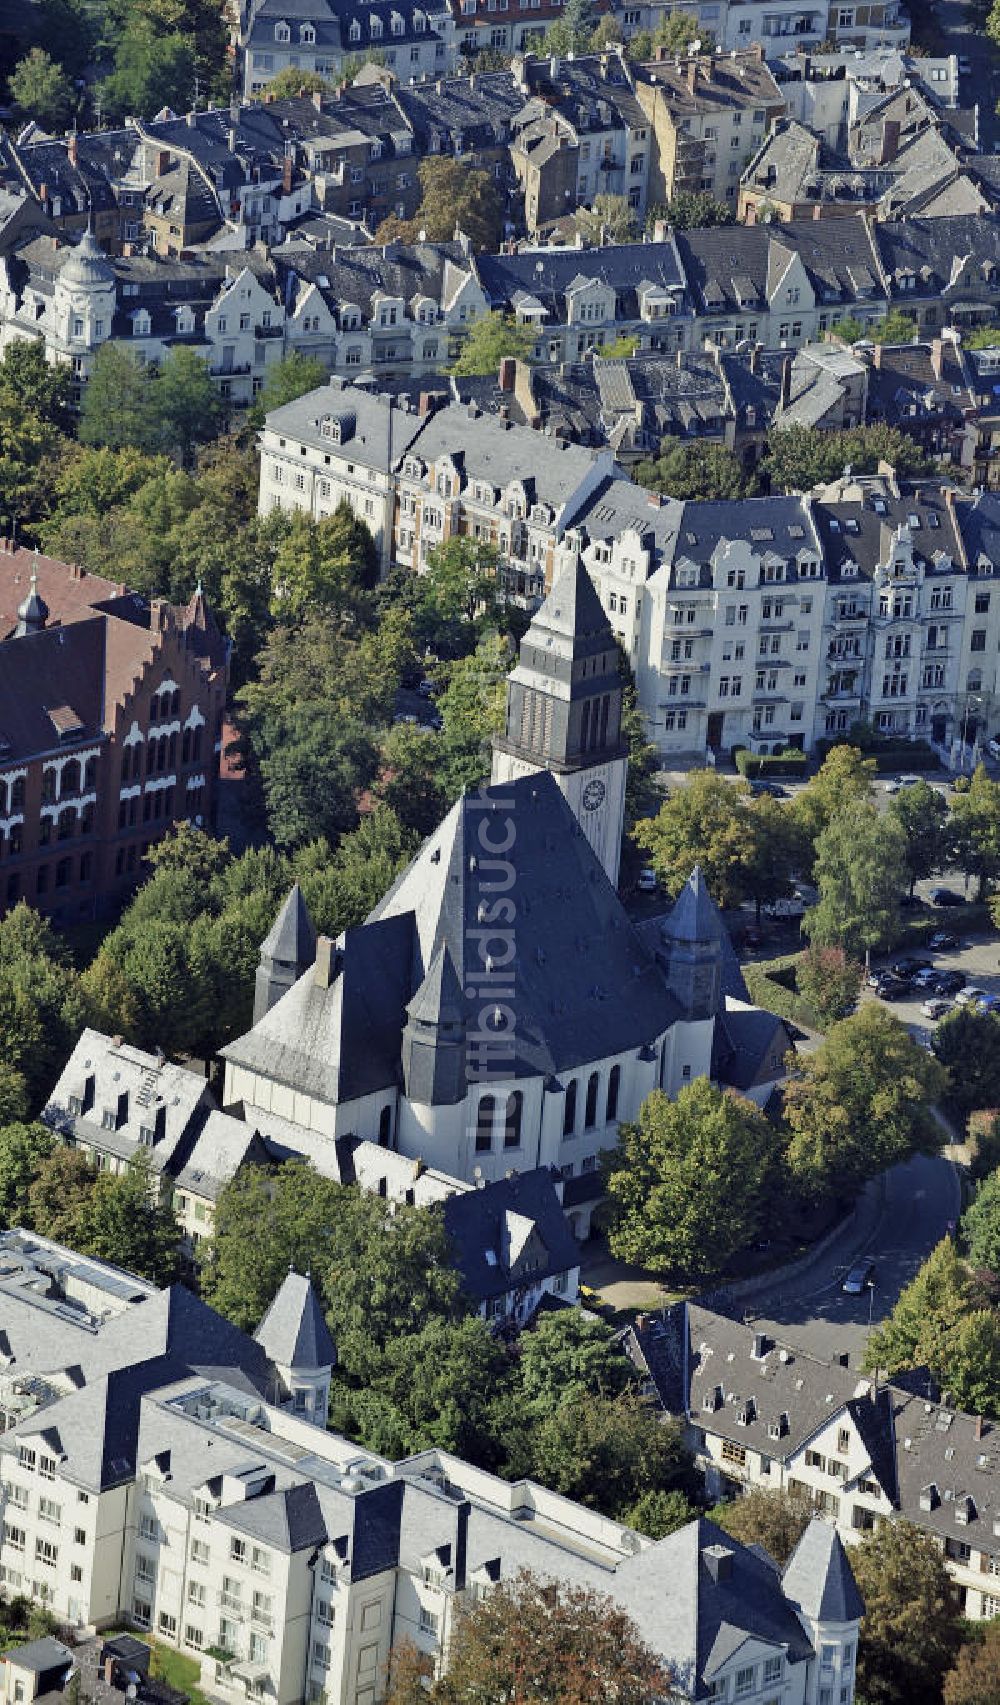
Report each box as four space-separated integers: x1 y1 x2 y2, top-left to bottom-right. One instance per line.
400 400 602 515
215 1480 329 1552
261 884 317 966
263 377 426 470
676 215 886 316
664 866 722 945
782 1520 865 1624
1 1638 74 1675
442 1169 580 1302
254 1271 336 1371
811 479 962 583
477 240 685 324
712 1002 793 1094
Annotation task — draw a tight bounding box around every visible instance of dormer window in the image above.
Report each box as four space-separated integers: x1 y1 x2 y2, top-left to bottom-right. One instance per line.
391 10 405 32
132 310 150 337
274 20 290 40
300 21 315 41
414 8 426 26
370 14 383 35
349 17 361 38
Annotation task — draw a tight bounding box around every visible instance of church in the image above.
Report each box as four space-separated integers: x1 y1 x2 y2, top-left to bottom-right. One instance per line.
219 560 791 1237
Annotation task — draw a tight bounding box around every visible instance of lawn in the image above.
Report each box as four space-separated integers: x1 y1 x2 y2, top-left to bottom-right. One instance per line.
107 1632 212 1705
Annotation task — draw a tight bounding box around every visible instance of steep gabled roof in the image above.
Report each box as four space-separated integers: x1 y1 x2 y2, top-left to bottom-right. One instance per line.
663 866 724 945
261 884 316 967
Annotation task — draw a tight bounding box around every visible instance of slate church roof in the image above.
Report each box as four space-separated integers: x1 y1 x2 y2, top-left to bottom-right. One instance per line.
255 1270 336 1370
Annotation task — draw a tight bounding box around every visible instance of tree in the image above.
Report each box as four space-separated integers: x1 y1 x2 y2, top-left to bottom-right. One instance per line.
654 8 713 48
933 1007 1000 1120
0 1068 29 1128
292 808 418 938
952 766 1000 900
516 1311 635 1418
962 1167 1000 1273
648 190 734 229
269 505 377 620
576 194 638 244
374 723 448 837
0 341 73 432
887 777 949 895
520 1394 691 1518
76 1154 180 1284
782 1003 946 1209
795 945 863 1030
416 537 500 654
713 1486 812 1566
792 744 877 854
27 1148 98 1247
8 48 73 127
0 403 66 534
375 158 503 251
605 1080 781 1277
344 1315 508 1461
804 798 905 959
742 792 805 922
0 903 88 1113
264 66 333 98
865 1237 970 1383
396 1572 671 1705
153 346 222 465
543 0 596 55
248 352 328 426
873 308 918 344
0 1123 53 1228
829 314 863 343
79 345 158 453
764 421 929 492
850 1519 962 1705
633 770 758 908
201 1162 353 1330
435 630 511 796
449 312 537 376
634 435 752 500
100 25 196 122
943 1618 1000 1705
624 1487 696 1539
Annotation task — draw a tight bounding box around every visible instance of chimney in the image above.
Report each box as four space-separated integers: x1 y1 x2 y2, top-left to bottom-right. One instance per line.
930 336 943 379
312 89 324 110
154 148 170 177
67 133 78 167
880 119 900 165
186 110 197 128
314 936 337 988
150 597 169 632
872 341 883 369
702 1544 734 1583
499 357 516 391
39 183 48 203
749 343 761 374
780 354 793 408
686 60 698 94
976 1414 986 1440
282 154 293 195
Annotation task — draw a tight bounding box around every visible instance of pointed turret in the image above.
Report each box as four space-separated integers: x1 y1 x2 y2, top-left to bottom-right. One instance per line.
253 885 317 1022
661 866 724 1021
782 1519 865 1626
491 559 628 886
255 1269 337 1428
14 556 48 638
400 943 467 1105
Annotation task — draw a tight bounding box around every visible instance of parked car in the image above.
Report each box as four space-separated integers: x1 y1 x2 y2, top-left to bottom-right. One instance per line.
876 976 910 1000
897 774 923 788
843 1259 876 1295
921 997 951 1019
928 932 958 950
637 867 659 893
934 971 967 996
977 994 1000 1014
912 968 940 990
751 780 787 798
959 55 972 74
890 957 933 978
956 985 989 1006
930 887 965 907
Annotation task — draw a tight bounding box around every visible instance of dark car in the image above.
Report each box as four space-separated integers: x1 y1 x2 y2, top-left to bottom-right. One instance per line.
876 976 910 1001
751 780 787 798
928 932 958 950
890 957 933 979
934 970 967 996
930 887 965 907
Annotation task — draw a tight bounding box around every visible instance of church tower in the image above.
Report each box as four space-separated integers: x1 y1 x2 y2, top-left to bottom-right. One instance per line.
253 884 316 1023
491 561 628 886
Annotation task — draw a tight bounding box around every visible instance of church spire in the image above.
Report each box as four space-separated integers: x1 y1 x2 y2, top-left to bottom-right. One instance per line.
491 560 629 886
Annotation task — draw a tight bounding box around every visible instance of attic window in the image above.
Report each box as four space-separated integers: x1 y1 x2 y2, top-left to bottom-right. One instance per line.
274 20 290 40
47 705 84 740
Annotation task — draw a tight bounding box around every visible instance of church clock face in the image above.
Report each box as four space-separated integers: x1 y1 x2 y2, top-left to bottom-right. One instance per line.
582 778 606 812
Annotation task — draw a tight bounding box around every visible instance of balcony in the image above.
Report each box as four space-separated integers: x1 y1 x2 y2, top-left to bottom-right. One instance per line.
217 1592 243 1613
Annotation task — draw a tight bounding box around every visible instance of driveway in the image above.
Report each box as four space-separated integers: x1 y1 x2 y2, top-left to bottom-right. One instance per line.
742 1151 961 1367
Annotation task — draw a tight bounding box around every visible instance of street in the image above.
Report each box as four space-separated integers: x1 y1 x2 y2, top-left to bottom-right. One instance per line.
931 0 1000 152
742 1151 961 1367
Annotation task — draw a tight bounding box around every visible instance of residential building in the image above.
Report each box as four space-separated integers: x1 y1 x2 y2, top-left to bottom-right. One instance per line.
477 236 689 361
874 214 1000 336
0 549 226 922
633 46 785 211
508 51 655 229
629 1300 1000 1621
258 378 428 571
612 0 908 53
771 48 961 148
239 0 459 100
0 1229 862 1700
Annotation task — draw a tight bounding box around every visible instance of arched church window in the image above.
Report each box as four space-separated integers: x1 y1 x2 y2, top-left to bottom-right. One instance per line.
562 1079 577 1137
504 1091 522 1149
580 700 591 751
378 1105 392 1147
476 1094 496 1152
606 1064 620 1123
599 694 610 748
584 1072 599 1129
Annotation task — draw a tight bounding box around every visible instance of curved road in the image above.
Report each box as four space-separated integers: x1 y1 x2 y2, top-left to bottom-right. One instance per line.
740 1152 961 1367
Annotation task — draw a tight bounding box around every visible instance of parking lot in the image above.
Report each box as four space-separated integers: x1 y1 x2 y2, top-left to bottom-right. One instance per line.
863 928 1000 1047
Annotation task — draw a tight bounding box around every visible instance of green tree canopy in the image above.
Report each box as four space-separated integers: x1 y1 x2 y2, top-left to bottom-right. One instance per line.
633 770 798 913
153 345 222 464
79 344 159 453
791 744 877 854
794 945 863 1030
0 341 73 431
804 798 905 959
782 1003 946 1208
449 312 537 376
375 157 503 250
873 308 919 344
0 1123 53 1229
650 190 734 229
605 1080 781 1277
634 436 752 500
952 765 1000 900
713 1486 812 1566
764 422 930 493
934 1007 1000 1121
943 1616 1000 1705
269 504 378 621
962 1167 1000 1274
576 194 638 244
249 352 329 426
100 24 197 122
8 48 73 127
887 778 949 895
515 1311 636 1418
0 903 88 1113
850 1518 962 1705
863 1237 1000 1415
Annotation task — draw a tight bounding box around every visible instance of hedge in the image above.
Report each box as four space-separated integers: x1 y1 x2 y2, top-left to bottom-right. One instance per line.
742 951 822 1031
734 749 810 779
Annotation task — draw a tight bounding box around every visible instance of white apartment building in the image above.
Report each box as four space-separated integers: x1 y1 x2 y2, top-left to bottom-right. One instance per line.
631 1302 1000 1624
0 1231 863 1705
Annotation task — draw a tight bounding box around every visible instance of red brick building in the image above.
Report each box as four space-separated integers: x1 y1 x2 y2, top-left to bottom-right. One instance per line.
0 545 227 923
